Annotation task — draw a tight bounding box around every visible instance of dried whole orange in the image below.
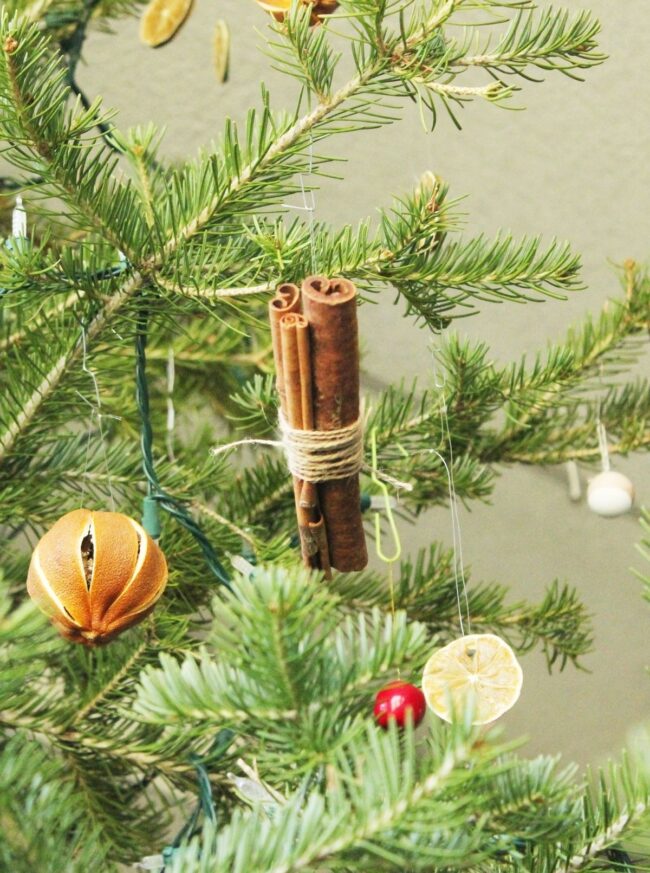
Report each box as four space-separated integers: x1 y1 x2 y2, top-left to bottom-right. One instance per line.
255 0 339 26
27 509 168 646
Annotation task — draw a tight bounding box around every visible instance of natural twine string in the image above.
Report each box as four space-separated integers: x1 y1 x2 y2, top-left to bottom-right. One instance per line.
279 411 364 482
212 419 413 493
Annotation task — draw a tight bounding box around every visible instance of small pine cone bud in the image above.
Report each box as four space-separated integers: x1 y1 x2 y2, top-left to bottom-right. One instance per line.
256 0 339 25
27 509 168 646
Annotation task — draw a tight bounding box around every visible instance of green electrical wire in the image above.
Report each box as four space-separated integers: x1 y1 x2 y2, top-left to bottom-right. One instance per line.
135 304 231 589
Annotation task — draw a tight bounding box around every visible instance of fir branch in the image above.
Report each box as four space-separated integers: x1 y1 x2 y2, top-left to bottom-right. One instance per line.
0 16 146 257
165 720 488 873
565 805 648 872
331 547 593 670
0 271 142 463
453 8 605 76
159 277 275 300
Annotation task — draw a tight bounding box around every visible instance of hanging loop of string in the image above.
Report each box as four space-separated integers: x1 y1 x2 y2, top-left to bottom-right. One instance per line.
369 426 402 670
595 361 611 472
369 427 402 565
135 305 231 588
429 343 471 636
78 324 117 511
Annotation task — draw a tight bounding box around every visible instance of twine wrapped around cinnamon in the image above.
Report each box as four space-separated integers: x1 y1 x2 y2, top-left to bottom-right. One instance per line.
268 276 367 574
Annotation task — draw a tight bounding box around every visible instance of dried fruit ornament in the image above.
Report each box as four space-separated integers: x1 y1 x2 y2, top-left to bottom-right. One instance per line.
27 509 168 646
255 0 339 26
422 634 523 726
140 0 194 47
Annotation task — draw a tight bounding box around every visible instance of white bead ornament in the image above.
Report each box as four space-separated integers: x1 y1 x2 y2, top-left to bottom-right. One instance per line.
587 471 635 518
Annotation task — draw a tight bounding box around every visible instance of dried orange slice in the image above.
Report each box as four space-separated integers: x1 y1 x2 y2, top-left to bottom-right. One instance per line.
422 634 523 725
140 0 194 47
213 20 230 83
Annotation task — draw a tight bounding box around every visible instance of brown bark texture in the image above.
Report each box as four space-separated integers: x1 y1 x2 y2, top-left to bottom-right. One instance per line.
268 277 368 573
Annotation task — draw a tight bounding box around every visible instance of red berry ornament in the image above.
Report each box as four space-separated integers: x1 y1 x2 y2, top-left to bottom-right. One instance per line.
373 681 426 729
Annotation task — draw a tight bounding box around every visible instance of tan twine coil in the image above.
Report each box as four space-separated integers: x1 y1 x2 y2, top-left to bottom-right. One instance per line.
211 416 413 493
279 411 364 482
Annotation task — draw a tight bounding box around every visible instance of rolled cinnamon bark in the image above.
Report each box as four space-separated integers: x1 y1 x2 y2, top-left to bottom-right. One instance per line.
269 283 301 410
301 276 368 571
295 317 331 577
278 311 331 576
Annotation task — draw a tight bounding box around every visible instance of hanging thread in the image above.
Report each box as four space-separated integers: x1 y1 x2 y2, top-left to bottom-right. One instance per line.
282 132 317 273
78 324 117 511
369 426 402 639
430 345 471 636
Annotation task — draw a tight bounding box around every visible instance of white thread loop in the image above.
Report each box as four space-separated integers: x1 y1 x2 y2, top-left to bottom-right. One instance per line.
596 419 611 472
279 412 364 482
12 195 27 238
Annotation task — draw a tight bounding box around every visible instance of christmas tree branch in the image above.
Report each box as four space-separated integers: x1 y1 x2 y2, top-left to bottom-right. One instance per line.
159 278 275 300
565 805 648 872
452 8 604 75
331 548 592 670
504 431 650 465
0 272 141 463
0 20 143 257
162 720 493 873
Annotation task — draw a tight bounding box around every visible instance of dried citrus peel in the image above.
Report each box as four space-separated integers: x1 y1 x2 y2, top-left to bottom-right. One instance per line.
140 0 194 48
422 633 523 725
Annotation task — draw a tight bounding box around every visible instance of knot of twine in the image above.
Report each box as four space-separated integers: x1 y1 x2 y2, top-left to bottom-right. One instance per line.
279 411 364 482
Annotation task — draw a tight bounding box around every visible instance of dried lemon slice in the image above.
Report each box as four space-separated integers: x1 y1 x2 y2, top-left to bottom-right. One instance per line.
422 634 523 725
140 0 194 47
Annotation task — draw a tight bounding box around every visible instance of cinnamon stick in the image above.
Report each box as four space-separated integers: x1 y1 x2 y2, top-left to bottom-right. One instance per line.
301 276 368 571
269 283 301 411
269 287 330 575
295 317 331 578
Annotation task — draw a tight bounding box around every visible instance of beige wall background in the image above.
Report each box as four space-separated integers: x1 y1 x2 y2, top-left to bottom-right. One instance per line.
80 1 649 767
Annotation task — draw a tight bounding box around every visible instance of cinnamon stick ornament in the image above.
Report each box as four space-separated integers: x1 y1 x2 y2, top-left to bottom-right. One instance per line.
268 277 367 573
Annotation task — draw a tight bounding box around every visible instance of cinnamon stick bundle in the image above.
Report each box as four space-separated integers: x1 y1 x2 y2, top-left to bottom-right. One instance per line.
301 276 368 572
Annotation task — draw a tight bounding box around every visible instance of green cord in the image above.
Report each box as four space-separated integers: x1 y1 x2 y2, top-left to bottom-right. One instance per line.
162 730 234 867
135 305 231 589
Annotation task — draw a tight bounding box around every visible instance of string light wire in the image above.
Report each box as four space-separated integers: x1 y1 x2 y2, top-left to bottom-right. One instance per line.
135 304 231 588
